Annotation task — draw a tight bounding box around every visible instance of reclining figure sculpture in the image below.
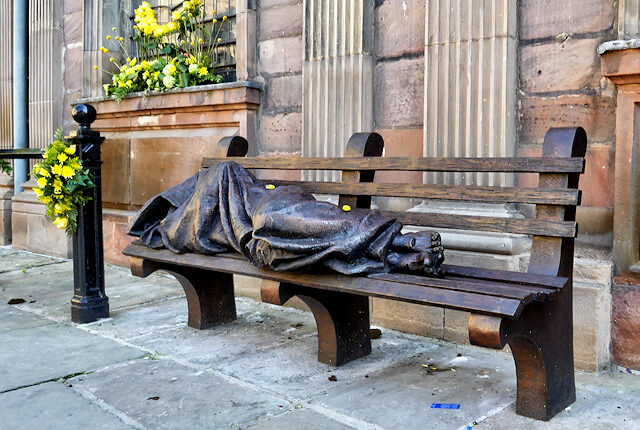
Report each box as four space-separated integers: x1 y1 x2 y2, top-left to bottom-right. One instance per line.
129 161 444 276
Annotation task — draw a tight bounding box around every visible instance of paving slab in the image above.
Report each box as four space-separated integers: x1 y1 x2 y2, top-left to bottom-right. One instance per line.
246 408 356 429
125 299 319 367
475 370 640 429
309 343 517 430
68 358 290 430
216 328 439 399
0 248 63 273
0 382 133 430
1 263 183 321
0 303 50 332
89 296 316 344
0 321 143 392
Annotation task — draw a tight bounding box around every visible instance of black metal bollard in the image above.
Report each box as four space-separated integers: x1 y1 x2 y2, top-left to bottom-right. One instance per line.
70 104 109 323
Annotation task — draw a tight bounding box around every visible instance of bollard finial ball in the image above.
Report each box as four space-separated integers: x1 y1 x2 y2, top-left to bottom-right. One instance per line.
72 104 97 127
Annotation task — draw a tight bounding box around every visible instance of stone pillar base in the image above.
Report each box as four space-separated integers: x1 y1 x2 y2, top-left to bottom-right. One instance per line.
11 179 72 258
0 173 14 245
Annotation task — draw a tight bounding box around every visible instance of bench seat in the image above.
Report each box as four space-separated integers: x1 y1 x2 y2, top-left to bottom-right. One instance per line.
124 243 566 319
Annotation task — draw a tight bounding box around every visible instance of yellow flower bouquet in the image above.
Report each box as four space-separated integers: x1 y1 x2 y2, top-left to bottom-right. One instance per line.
32 129 95 236
0 159 11 176
99 0 228 102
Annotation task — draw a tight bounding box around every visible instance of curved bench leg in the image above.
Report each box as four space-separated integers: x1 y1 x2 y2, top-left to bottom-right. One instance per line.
261 280 371 366
469 302 575 421
131 257 236 329
505 302 575 421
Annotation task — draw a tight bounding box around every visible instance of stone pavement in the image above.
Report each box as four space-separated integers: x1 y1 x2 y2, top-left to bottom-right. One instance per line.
0 247 639 430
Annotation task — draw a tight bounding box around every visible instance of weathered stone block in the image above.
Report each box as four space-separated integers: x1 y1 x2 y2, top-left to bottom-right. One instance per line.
264 74 303 112
581 144 615 207
0 174 13 245
259 2 303 40
64 48 83 93
519 0 615 40
259 37 303 76
520 94 616 145
102 139 131 205
63 10 83 44
258 112 302 154
102 209 135 267
129 136 226 206
371 298 444 339
374 58 424 128
374 128 423 185
574 280 612 371
518 143 615 208
260 0 301 9
63 0 82 14
443 309 470 345
612 284 640 369
234 275 262 301
520 38 602 93
375 0 425 58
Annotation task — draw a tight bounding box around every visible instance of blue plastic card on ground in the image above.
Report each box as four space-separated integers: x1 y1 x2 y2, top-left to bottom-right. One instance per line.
431 403 461 409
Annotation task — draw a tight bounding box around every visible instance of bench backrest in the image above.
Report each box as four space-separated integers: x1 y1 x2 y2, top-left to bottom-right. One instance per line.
202 128 587 278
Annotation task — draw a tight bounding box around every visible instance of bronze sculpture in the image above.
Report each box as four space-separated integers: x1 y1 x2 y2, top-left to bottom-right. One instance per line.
129 161 444 276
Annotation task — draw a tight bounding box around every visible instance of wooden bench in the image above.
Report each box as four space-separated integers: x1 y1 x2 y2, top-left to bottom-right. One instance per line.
123 127 587 421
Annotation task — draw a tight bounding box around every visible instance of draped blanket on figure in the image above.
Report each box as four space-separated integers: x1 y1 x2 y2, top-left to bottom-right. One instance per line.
128 161 443 276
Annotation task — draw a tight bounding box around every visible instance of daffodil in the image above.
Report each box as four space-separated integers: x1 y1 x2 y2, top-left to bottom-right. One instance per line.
53 217 69 229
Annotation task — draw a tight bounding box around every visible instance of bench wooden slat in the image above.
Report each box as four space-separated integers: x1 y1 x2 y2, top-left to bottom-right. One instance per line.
383 211 577 238
368 273 553 303
442 264 568 289
123 244 524 318
201 156 585 173
268 180 580 206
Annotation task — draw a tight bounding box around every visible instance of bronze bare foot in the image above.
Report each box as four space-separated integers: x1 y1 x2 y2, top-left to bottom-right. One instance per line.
388 231 444 276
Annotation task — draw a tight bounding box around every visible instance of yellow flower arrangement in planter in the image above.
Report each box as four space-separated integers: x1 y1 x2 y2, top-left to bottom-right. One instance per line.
98 0 229 102
32 129 95 236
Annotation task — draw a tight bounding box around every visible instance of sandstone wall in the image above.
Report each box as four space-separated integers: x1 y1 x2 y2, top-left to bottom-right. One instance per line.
517 1 618 248
255 0 303 159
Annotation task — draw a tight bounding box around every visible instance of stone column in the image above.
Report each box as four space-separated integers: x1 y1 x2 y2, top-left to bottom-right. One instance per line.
236 0 257 80
414 0 524 272
83 0 123 99
302 0 374 182
424 0 517 187
28 0 64 150
0 174 13 245
0 0 12 150
600 42 640 368
619 0 640 38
